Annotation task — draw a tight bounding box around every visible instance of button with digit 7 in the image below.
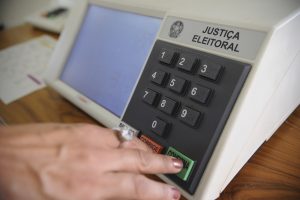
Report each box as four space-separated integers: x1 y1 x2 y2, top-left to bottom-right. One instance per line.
142 89 158 106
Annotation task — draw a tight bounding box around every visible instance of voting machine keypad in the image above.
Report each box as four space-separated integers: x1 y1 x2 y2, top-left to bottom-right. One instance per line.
122 40 251 194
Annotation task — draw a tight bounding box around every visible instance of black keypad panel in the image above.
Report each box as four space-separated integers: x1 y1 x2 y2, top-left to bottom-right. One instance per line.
122 40 251 194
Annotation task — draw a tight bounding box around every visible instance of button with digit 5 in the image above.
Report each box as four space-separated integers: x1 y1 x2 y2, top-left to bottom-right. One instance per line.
167 75 187 94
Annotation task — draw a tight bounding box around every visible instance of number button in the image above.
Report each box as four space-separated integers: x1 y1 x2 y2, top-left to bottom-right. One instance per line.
142 89 158 105
158 48 176 65
150 70 167 85
167 75 187 94
176 53 197 72
198 60 222 80
150 117 168 136
179 106 201 127
188 84 211 104
158 96 178 115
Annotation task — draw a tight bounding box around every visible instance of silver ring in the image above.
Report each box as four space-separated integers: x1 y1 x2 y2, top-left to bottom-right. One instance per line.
112 127 134 141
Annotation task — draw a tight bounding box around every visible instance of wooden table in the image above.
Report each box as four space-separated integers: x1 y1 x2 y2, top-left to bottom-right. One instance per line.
1 24 300 200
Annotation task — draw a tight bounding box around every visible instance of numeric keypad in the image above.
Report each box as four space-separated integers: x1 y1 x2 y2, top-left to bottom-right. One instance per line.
122 40 251 194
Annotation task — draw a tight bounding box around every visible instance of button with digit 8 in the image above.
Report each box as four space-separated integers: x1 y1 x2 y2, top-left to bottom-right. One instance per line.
158 96 178 115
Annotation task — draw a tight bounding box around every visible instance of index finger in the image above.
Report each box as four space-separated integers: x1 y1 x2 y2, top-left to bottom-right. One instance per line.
107 149 183 174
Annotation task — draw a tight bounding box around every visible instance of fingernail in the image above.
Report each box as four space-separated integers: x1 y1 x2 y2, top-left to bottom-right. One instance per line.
171 187 181 200
172 158 183 169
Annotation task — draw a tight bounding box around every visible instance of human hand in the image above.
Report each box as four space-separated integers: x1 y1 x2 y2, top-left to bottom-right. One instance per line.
0 123 183 200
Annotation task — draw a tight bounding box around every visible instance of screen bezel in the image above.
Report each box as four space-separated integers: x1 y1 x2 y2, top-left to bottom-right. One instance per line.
46 0 165 128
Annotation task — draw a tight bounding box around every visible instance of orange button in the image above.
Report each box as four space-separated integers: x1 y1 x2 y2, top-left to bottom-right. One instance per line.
139 135 163 154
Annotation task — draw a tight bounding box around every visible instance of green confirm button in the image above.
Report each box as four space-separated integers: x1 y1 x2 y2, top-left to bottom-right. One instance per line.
166 147 195 181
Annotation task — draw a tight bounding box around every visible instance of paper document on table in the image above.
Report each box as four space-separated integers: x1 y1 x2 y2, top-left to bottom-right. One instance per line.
0 35 57 104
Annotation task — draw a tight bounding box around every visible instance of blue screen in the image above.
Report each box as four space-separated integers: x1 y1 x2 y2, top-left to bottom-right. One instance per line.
60 5 161 117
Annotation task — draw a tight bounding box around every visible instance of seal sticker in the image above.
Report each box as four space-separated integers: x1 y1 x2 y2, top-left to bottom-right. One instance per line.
169 21 184 38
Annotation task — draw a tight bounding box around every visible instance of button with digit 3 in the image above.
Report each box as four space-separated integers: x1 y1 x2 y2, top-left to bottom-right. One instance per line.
198 60 222 80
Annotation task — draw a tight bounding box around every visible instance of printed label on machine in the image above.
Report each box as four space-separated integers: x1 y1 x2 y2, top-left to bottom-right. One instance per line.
159 16 266 60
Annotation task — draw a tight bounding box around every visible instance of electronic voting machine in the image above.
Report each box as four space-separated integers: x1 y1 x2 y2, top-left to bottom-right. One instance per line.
46 0 300 199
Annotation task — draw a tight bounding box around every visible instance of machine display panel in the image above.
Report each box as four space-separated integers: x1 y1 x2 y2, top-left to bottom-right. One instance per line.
60 5 161 117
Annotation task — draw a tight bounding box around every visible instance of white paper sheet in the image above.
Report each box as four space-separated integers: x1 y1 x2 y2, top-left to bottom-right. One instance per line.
0 35 56 104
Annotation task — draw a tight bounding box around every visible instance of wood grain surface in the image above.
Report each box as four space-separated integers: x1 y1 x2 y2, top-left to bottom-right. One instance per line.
0 24 299 200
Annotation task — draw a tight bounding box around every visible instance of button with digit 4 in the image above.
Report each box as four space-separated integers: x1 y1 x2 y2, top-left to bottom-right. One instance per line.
179 106 201 127
198 60 222 80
